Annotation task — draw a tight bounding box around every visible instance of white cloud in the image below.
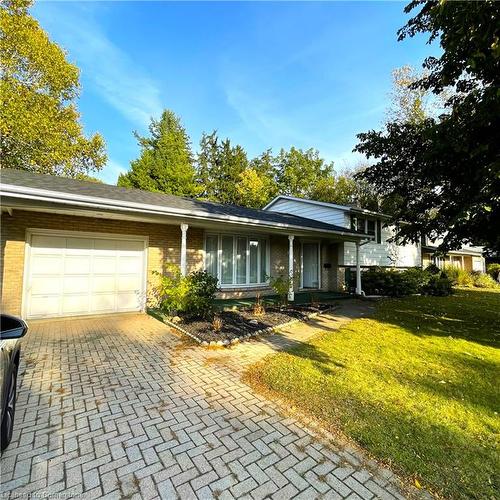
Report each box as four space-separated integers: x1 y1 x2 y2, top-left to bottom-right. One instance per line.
35 3 162 129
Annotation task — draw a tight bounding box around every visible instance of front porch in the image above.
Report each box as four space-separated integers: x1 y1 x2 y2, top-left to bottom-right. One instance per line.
214 290 351 310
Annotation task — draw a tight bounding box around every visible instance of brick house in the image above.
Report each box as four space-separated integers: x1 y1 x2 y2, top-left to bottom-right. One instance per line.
1 170 485 320
1 169 366 319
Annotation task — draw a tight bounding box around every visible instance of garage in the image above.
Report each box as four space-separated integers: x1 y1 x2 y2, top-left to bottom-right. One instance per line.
24 231 147 319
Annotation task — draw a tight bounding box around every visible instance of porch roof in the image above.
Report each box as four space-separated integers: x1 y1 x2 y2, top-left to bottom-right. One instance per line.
0 169 364 239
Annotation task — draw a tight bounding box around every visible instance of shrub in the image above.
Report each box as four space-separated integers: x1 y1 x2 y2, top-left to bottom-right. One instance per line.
154 267 219 318
425 263 441 275
186 270 219 318
471 272 499 289
361 267 430 297
361 267 453 297
487 263 500 282
422 275 454 296
153 265 189 316
253 293 265 316
268 274 293 306
441 265 460 284
456 268 474 287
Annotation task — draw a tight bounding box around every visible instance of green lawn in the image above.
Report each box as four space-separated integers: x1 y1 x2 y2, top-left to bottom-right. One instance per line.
246 288 500 499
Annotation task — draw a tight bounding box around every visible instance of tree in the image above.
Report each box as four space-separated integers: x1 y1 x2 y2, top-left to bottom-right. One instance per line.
235 168 277 209
117 110 200 197
0 0 106 176
275 147 333 198
308 176 355 206
355 0 500 252
197 131 248 204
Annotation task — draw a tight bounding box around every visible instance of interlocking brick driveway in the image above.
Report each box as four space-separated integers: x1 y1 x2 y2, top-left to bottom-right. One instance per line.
1 306 421 499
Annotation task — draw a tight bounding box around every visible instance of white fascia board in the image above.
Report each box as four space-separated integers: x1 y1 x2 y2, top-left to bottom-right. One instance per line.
0 184 366 240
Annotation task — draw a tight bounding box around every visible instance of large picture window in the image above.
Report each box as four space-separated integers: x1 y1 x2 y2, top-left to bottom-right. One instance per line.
205 234 269 287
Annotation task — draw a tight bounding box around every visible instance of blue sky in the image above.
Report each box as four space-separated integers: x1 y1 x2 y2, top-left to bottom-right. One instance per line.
33 1 436 184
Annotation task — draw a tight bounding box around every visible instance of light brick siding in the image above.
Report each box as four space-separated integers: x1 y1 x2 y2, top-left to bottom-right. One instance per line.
0 210 203 316
0 210 342 315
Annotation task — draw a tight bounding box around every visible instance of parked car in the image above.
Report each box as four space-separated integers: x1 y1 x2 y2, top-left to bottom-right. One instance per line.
1 314 28 452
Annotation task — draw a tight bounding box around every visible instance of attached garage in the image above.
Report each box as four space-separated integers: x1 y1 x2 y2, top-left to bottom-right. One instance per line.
23 230 148 319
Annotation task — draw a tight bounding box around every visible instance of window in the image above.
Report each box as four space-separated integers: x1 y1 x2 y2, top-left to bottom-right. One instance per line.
367 220 376 237
205 234 269 287
205 235 218 277
221 236 233 284
351 216 382 244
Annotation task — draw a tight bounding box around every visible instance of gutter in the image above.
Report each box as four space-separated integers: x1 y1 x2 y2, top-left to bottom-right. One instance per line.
0 183 365 240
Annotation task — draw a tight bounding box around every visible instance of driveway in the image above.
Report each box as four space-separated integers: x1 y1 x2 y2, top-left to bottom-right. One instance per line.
1 308 415 499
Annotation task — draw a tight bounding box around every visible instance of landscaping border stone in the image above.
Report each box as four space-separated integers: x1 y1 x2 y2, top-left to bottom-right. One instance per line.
150 305 339 347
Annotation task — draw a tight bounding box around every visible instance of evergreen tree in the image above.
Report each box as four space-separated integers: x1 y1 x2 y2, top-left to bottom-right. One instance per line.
197 131 248 204
118 110 200 197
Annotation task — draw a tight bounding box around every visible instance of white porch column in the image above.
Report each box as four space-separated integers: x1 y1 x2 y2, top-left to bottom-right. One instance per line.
180 223 188 276
355 241 362 295
288 235 295 302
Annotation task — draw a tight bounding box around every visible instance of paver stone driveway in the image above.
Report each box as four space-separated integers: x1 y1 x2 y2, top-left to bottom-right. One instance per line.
0 311 418 499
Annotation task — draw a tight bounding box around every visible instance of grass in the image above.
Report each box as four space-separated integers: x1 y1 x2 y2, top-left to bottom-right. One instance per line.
246 288 500 499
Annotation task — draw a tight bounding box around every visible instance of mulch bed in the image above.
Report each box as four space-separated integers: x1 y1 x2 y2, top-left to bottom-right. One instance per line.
174 304 331 343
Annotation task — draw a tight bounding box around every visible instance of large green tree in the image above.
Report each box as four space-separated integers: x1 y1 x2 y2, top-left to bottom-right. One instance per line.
275 147 334 198
0 0 106 176
118 110 200 197
197 131 248 204
355 0 500 252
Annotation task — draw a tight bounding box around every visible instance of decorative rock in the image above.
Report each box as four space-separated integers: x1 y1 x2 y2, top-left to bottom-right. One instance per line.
201 341 209 347
223 340 230 346
171 316 182 324
249 319 258 325
230 338 239 345
216 340 224 346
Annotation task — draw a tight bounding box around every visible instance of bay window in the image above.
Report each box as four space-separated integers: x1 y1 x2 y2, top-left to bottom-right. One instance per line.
205 234 269 287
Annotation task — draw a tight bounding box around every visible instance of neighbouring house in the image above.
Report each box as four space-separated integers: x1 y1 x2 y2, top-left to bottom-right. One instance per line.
421 236 486 272
0 170 486 320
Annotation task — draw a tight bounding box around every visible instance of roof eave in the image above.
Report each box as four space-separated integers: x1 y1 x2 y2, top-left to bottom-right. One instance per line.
0 184 365 240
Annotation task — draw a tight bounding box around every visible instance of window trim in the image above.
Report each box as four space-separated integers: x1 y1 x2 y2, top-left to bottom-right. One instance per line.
204 232 270 289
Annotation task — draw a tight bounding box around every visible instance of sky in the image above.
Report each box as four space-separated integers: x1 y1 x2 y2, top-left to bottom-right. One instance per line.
32 1 437 184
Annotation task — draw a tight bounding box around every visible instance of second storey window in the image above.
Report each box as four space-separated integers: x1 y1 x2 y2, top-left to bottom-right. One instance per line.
351 216 382 244
205 234 269 287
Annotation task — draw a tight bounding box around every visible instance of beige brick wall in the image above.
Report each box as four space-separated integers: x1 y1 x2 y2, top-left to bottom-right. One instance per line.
0 209 343 314
0 210 204 316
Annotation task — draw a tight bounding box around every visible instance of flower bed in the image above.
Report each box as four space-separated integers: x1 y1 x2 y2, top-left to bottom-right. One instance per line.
151 303 333 345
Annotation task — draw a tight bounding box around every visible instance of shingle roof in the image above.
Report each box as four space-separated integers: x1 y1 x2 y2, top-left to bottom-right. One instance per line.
0 168 361 236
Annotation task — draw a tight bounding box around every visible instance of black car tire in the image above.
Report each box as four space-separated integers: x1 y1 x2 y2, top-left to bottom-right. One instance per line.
1 365 18 452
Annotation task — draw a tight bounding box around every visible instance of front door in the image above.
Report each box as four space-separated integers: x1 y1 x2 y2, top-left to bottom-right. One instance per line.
302 243 319 288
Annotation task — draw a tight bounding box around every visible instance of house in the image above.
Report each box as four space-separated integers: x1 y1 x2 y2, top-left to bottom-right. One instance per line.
264 195 422 288
264 195 486 280
0 169 367 320
0 170 485 320
421 236 486 272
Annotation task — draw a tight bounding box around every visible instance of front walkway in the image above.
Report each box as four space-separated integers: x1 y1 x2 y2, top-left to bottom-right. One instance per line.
1 303 423 499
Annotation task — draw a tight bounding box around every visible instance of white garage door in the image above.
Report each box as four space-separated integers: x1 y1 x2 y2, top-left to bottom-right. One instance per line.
25 232 147 319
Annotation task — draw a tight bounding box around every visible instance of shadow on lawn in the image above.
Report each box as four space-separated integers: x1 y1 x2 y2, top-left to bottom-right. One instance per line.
372 289 500 348
391 349 500 416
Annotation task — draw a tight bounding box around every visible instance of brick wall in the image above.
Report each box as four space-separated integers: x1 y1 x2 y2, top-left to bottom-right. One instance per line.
0 210 204 316
0 209 342 314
